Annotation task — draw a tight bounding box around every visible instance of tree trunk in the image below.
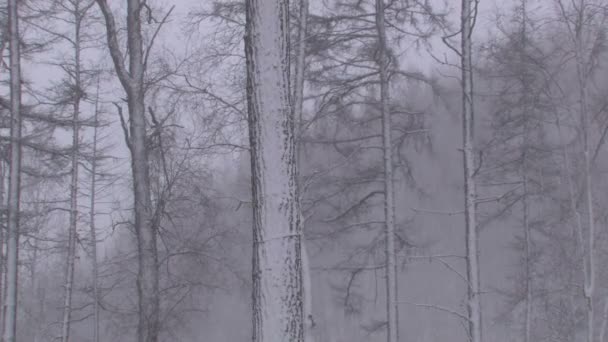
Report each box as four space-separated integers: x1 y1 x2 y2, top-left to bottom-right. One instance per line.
522 144 532 342
576 25 595 342
245 0 304 341
0 161 5 336
89 79 101 342
520 2 532 341
61 3 83 340
96 1 159 341
126 1 159 338
374 1 398 342
2 0 21 339
461 1 482 342
293 1 314 341
31 238 39 342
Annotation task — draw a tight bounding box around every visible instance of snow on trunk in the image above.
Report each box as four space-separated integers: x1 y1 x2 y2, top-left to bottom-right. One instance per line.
128 54 160 342
461 1 482 342
374 1 399 342
89 81 101 342
301 239 314 342
0 160 5 333
293 1 315 341
245 0 304 341
3 0 22 339
520 2 532 340
577 28 596 342
61 3 83 340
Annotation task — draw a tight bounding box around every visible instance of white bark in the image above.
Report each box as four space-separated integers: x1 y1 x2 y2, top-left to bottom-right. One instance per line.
301 240 314 342
89 80 101 342
96 1 159 341
2 0 21 339
374 1 398 341
522 122 532 342
61 2 84 340
0 161 5 334
293 0 308 129
520 2 532 341
577 25 596 342
30 239 39 342
461 1 482 342
245 0 304 341
293 1 314 341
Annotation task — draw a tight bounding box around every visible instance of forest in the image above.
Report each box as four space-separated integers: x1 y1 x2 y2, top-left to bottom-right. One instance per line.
0 0 606 341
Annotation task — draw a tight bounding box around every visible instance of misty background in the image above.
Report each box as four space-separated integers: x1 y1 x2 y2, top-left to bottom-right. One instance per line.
0 0 605 341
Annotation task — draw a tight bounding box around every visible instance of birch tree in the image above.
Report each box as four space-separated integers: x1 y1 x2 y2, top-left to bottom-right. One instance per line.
3 0 22 339
460 0 482 341
88 80 101 342
245 0 304 341
519 4 532 339
374 1 398 341
293 0 315 340
59 1 96 340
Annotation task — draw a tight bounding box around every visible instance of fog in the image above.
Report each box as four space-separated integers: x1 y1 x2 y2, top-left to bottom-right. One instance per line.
0 0 606 341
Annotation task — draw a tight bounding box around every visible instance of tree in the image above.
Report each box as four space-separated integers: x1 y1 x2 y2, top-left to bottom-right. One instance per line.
298 2 441 332
88 79 102 342
554 2 606 341
460 0 482 341
95 1 173 341
59 1 96 340
245 0 304 341
293 0 315 341
478 1 546 340
3 0 22 340
374 1 398 341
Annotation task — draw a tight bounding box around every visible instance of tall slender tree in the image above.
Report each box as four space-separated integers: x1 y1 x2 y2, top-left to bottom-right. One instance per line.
95 1 171 341
519 5 532 341
460 0 482 341
293 1 315 341
245 0 304 341
3 0 22 340
374 1 398 341
89 79 102 342
60 1 94 340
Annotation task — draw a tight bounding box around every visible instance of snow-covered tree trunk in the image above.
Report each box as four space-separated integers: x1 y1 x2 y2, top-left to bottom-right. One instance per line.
301 240 314 342
293 1 314 341
30 238 41 342
0 161 5 334
522 136 532 342
96 1 160 341
89 81 101 342
576 24 595 342
293 0 308 129
61 3 83 340
520 2 532 341
245 0 304 341
374 1 398 342
3 0 22 339
461 1 482 342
